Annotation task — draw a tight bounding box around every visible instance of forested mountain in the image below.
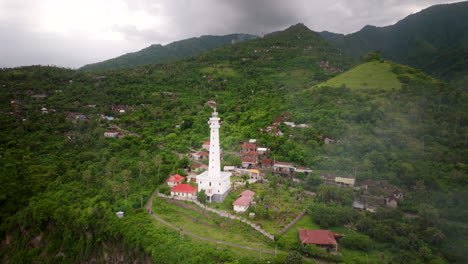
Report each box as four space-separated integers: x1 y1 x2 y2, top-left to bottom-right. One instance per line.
319 1 468 85
0 23 467 263
79 33 258 71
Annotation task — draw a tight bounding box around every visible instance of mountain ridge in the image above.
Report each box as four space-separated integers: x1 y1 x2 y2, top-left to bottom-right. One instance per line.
79 33 258 71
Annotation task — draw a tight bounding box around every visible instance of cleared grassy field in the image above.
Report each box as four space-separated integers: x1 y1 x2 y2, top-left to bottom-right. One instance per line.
151 197 280 258
316 61 401 90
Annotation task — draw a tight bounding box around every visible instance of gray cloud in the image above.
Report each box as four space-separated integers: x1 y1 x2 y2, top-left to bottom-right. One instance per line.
0 0 462 68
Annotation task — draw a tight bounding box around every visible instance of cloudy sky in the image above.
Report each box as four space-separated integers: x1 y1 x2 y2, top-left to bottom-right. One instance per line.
0 0 462 69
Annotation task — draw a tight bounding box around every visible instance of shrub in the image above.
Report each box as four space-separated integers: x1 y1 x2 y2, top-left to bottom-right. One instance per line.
340 232 373 251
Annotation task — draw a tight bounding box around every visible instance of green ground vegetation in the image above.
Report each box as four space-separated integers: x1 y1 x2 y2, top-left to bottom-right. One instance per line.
151 197 276 253
315 60 401 90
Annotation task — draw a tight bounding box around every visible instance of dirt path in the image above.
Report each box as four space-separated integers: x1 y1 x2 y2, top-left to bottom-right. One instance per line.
145 190 276 255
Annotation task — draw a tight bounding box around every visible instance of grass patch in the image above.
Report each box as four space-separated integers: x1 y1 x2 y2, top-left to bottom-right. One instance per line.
316 61 401 90
151 197 279 257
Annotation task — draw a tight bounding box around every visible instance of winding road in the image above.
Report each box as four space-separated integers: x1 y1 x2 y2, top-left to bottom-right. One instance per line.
145 190 276 255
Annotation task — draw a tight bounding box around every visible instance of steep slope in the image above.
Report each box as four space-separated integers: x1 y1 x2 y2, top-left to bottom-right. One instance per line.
319 1 468 82
79 33 258 71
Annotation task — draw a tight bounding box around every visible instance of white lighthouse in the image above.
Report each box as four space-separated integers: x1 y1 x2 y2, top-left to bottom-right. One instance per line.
197 109 231 202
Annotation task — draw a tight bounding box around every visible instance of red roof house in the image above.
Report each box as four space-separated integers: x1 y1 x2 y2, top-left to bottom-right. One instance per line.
166 174 185 187
298 229 339 251
232 196 252 212
261 158 273 168
202 141 211 150
170 184 197 199
191 151 209 160
192 163 208 172
272 117 285 124
242 158 257 168
241 143 257 153
240 190 255 198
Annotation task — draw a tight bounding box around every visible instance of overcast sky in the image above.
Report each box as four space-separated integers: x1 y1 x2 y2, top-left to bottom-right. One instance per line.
0 0 462 69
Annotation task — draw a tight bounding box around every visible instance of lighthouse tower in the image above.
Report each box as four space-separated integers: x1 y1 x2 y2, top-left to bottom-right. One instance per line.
197 109 231 202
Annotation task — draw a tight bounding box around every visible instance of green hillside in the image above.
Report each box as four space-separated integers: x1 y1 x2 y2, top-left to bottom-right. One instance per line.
319 1 468 84
79 33 258 71
0 23 467 264
316 60 401 90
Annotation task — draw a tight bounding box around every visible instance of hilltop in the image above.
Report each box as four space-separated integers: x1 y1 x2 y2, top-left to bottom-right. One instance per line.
79 33 258 71
319 1 468 84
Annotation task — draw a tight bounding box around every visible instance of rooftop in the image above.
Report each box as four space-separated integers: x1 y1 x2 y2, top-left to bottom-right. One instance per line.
166 174 185 183
240 190 255 197
298 229 337 245
232 196 252 207
170 184 197 193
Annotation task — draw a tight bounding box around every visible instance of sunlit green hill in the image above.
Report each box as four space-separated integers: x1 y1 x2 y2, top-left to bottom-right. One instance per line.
315 60 401 90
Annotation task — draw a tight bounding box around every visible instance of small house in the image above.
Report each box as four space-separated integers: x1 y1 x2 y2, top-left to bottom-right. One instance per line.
295 166 313 176
186 174 197 183
205 100 217 107
232 196 252 212
385 196 398 209
192 163 208 172
359 179 379 190
116 211 125 218
273 161 295 177
166 174 185 187
170 184 197 199
223 166 235 172
242 158 257 169
284 121 296 127
104 131 119 138
256 147 269 155
272 117 284 125
241 143 257 153
232 190 255 213
298 229 339 252
191 151 209 160
249 169 260 181
261 158 274 168
202 141 211 151
335 177 355 188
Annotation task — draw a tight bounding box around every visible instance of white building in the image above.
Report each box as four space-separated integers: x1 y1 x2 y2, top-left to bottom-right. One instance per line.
197 109 231 203
104 131 119 138
232 190 255 213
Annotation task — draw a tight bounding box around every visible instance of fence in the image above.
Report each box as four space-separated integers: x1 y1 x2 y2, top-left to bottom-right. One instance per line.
278 209 307 235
